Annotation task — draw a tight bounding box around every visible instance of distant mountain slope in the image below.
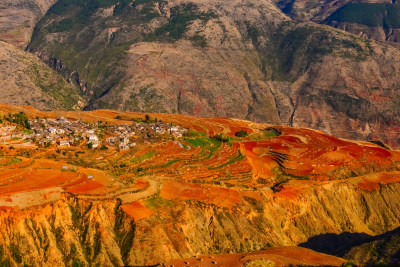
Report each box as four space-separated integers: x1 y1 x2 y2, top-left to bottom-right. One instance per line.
25 0 400 147
324 3 400 43
0 41 85 110
0 0 57 48
274 0 353 22
274 0 400 44
340 227 400 266
27 0 288 123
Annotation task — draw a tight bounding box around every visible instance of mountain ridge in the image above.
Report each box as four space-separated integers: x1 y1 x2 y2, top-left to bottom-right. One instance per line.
17 0 400 148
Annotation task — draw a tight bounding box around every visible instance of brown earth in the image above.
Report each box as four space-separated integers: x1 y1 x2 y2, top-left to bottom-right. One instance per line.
0 0 57 48
165 246 346 266
0 41 84 110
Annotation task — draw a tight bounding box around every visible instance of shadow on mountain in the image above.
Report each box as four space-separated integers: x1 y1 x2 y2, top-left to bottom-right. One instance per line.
299 232 372 255
299 227 400 257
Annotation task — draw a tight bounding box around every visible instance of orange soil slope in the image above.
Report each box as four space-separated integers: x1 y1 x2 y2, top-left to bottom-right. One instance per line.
165 246 346 267
0 158 116 207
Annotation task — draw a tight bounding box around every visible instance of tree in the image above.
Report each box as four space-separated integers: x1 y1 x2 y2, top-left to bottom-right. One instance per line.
100 145 108 150
5 112 30 129
211 133 229 143
145 114 150 122
235 130 248 138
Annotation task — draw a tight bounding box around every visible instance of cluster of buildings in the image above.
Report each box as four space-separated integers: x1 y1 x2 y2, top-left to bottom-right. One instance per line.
0 116 188 151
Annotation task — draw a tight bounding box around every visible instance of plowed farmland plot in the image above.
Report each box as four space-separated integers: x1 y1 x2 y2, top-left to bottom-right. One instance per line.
0 157 118 206
239 126 400 185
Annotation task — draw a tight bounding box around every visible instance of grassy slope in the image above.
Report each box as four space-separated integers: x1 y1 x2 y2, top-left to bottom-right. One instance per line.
249 21 372 82
28 0 217 101
29 0 375 107
324 3 400 28
0 41 83 110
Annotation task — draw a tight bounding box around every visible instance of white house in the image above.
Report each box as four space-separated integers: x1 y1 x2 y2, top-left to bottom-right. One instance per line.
47 127 57 135
57 139 70 147
88 134 98 143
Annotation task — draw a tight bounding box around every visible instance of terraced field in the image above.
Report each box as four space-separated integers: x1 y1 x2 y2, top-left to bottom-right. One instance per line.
1 104 400 266
1 104 399 212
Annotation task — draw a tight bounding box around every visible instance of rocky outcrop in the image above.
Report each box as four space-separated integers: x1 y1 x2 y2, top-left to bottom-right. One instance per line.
0 195 135 266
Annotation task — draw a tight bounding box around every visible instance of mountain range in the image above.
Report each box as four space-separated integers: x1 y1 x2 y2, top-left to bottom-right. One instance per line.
1 0 400 149
2 1 400 265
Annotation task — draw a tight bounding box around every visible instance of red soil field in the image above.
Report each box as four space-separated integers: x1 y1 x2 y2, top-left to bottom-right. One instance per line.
121 201 154 221
135 179 148 190
165 246 346 267
2 103 400 213
0 169 78 196
357 171 400 191
0 157 117 206
66 180 107 195
161 181 262 209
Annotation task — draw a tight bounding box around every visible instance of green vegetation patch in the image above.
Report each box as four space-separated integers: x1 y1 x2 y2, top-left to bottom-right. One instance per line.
254 22 373 82
235 130 248 138
144 195 173 209
184 136 222 160
186 130 207 138
161 159 180 167
23 129 34 134
48 0 132 18
1 157 22 167
184 137 209 147
9 244 22 264
48 18 76 33
209 149 246 169
151 3 217 41
4 112 30 129
250 130 279 141
325 3 400 28
131 150 157 163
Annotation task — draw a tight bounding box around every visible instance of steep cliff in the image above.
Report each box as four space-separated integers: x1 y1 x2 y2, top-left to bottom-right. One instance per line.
0 195 135 266
338 227 400 265
1 176 400 265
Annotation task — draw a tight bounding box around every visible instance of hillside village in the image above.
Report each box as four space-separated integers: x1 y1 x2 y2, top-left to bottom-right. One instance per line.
0 113 188 151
